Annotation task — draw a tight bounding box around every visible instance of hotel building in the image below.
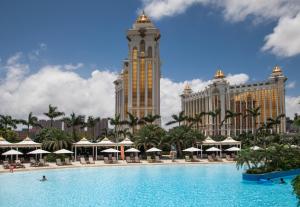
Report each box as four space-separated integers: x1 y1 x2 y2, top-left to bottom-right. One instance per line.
181 66 287 136
114 12 161 123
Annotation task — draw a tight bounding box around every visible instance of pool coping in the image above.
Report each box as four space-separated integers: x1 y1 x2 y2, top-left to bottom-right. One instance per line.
243 168 300 181
0 159 235 174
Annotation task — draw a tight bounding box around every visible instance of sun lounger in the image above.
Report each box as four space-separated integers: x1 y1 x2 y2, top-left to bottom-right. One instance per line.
104 157 110 164
39 159 49 166
112 157 118 164
216 155 223 162
126 156 132 163
80 157 87 164
226 155 234 161
185 155 191 162
134 156 140 163
56 158 63 166
88 157 95 164
3 161 9 169
15 160 25 168
192 155 200 162
147 156 153 163
155 156 162 163
208 155 214 162
30 158 38 167
64 157 72 165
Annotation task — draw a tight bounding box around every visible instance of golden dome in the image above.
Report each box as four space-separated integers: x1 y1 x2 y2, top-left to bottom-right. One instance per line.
184 84 191 90
272 65 282 74
214 69 225 79
136 11 151 23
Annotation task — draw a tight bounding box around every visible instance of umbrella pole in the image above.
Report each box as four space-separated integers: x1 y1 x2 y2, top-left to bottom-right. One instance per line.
75 146 77 161
16 147 18 160
95 146 97 160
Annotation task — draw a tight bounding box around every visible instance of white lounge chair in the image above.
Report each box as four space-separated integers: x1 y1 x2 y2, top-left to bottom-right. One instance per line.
88 157 95 164
56 158 63 166
80 157 87 164
64 157 72 165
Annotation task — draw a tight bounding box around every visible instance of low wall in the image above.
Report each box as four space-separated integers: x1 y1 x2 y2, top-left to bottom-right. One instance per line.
243 168 300 181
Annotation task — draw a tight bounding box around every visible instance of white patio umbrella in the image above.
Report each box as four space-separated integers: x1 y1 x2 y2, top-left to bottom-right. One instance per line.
183 147 202 152
250 146 262 151
146 147 162 153
2 149 23 156
28 149 50 159
119 137 134 146
225 147 241 152
101 148 120 153
54 149 74 154
125 148 140 153
206 147 221 152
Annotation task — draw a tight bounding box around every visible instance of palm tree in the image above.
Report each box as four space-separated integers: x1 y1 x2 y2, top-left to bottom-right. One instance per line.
245 107 261 133
122 112 142 135
0 115 19 139
84 116 100 141
166 111 187 126
42 128 74 151
220 110 242 135
189 112 206 130
267 114 285 134
141 114 161 125
109 114 123 138
135 125 164 151
207 109 221 135
19 112 42 136
63 112 85 141
43 104 65 127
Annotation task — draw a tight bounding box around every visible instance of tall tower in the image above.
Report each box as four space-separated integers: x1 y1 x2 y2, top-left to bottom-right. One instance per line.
114 12 161 124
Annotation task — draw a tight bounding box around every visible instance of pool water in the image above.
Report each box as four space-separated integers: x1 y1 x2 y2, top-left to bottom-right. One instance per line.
0 164 297 207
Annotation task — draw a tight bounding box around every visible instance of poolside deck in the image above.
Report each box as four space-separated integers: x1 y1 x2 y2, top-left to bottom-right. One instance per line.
0 159 235 173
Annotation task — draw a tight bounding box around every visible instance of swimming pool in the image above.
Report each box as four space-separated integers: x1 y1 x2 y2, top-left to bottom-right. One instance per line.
0 164 297 207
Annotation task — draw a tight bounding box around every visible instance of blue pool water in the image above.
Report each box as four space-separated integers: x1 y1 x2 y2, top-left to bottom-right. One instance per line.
0 164 297 207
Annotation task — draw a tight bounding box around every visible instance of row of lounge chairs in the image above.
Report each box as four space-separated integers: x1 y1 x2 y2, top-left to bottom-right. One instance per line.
147 156 162 163
80 157 95 164
126 156 140 163
3 160 25 169
208 155 223 162
185 155 201 162
56 158 72 166
30 158 49 167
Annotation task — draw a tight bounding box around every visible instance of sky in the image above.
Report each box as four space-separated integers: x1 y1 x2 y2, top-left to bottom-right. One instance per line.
0 0 299 126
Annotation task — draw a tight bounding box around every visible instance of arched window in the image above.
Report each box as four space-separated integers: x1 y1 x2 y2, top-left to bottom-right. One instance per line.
147 46 152 58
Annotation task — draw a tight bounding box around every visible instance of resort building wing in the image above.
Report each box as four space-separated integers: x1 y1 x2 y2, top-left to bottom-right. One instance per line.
181 66 287 136
114 12 161 123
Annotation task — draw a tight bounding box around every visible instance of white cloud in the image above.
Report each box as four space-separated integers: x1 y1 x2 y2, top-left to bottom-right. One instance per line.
286 96 300 118
141 0 300 57
28 43 47 61
287 81 296 89
64 63 84 71
262 13 300 57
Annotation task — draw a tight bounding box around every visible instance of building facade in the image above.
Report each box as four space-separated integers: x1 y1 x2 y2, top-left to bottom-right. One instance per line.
114 12 161 123
181 66 287 136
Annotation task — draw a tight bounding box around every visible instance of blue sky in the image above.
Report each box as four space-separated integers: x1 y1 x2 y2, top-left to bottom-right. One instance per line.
0 0 299 121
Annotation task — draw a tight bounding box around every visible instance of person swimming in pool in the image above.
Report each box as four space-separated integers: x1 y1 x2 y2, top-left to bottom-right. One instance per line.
40 175 47 182
279 178 286 184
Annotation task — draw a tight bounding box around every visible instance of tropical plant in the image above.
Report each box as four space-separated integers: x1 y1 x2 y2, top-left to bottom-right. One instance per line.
19 112 42 136
220 110 242 134
292 175 300 207
109 114 123 138
0 115 19 139
43 104 65 127
63 112 85 141
166 111 187 126
84 116 100 141
267 114 285 133
134 125 165 151
141 114 161 125
207 109 221 135
245 107 261 133
189 112 206 130
122 112 143 135
38 128 74 151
